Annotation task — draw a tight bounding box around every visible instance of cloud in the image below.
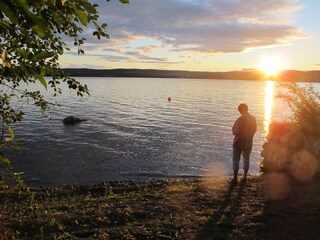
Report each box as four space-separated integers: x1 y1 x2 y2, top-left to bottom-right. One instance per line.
65 48 172 63
94 0 304 54
64 51 130 61
60 0 304 68
64 63 107 69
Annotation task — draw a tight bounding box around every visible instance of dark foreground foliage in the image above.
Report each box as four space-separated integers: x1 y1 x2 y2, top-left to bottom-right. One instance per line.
1 175 320 240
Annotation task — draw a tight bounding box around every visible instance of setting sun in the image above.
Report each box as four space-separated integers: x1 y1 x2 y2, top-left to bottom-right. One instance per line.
259 55 287 76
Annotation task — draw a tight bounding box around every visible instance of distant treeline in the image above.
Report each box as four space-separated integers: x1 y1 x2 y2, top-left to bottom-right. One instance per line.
63 68 320 82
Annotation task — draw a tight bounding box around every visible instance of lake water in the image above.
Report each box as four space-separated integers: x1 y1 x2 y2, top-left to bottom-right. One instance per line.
8 77 291 187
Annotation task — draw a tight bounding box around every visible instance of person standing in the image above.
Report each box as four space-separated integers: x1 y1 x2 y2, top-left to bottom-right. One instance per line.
232 103 257 183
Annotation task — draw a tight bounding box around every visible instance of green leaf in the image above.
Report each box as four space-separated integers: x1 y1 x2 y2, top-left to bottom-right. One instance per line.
80 1 97 14
40 68 46 77
32 51 55 61
53 12 63 25
31 18 50 38
1 157 11 166
16 49 32 59
8 127 14 140
19 63 31 77
0 2 18 24
37 75 48 89
118 0 130 3
15 0 29 10
9 146 21 152
57 46 64 55
32 24 47 38
73 5 88 26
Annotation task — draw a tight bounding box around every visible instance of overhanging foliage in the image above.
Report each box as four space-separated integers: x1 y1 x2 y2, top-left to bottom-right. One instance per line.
0 0 129 189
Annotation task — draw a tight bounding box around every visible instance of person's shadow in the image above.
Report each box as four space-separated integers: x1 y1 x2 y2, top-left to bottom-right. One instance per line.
196 181 246 240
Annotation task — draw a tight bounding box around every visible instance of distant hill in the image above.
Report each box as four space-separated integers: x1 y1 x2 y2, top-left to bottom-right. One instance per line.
63 68 320 82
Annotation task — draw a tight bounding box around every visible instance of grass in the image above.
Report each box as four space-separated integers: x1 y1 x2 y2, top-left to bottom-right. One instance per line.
0 174 320 239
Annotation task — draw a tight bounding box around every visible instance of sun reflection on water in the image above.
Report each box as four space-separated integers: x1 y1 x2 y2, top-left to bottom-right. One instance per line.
264 81 275 136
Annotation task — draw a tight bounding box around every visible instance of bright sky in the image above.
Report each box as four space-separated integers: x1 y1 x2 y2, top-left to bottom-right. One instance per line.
60 0 320 72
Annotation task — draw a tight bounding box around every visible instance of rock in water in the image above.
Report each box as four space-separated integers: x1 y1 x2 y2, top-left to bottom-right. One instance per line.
63 116 86 125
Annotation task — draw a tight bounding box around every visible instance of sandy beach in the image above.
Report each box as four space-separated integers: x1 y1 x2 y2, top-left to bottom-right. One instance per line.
1 174 320 239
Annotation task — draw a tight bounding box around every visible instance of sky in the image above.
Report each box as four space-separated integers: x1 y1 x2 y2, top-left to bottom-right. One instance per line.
60 0 320 72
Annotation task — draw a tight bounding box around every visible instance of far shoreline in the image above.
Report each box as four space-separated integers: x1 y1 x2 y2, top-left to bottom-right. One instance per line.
62 68 320 82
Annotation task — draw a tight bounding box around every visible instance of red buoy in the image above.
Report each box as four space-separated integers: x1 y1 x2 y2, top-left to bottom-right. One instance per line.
167 96 172 102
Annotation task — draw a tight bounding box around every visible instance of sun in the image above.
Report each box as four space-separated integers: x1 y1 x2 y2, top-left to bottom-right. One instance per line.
258 55 286 77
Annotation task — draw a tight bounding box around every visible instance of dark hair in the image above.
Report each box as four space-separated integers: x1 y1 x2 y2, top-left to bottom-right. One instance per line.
238 103 248 114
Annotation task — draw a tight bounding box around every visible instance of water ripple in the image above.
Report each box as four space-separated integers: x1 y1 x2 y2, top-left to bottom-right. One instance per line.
7 78 290 187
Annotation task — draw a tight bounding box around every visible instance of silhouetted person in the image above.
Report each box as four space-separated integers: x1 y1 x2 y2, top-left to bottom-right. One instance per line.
232 103 257 183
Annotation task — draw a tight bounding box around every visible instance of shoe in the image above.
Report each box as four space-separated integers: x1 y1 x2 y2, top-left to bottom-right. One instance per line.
230 178 238 185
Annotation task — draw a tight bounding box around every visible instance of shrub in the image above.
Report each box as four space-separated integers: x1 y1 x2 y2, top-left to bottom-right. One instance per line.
261 82 320 180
